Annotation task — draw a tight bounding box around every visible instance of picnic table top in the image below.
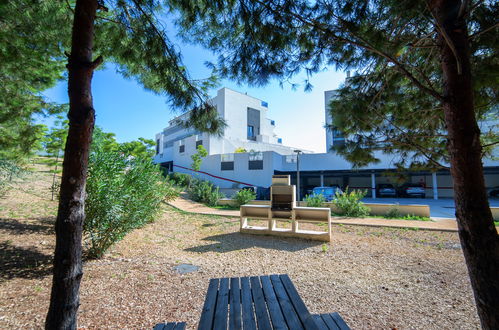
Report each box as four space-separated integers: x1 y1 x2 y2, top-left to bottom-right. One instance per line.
198 274 349 330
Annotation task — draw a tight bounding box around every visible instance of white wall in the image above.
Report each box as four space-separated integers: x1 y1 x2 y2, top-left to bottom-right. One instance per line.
173 151 276 189
154 87 298 162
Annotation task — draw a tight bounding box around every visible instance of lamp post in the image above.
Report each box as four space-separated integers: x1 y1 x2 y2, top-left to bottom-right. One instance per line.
294 150 302 202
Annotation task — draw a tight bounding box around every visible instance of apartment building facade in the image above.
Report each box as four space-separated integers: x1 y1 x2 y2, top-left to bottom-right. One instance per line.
153 87 498 200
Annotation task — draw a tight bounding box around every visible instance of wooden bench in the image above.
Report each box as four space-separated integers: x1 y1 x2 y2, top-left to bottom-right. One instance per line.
198 274 350 329
240 205 332 241
153 322 186 330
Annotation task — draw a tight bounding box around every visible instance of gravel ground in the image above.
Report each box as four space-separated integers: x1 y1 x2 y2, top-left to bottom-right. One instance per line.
0 162 480 329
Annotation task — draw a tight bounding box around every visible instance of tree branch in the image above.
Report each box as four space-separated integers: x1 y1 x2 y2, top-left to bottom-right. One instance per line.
481 141 499 148
469 22 499 39
254 0 445 102
130 0 206 105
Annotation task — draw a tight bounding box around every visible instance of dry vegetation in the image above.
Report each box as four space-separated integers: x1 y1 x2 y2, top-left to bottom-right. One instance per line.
0 161 480 329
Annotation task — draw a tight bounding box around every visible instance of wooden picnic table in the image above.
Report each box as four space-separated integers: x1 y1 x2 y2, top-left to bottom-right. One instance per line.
198 274 350 330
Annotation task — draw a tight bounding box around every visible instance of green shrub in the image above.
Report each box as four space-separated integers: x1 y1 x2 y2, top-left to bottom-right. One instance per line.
304 194 326 207
333 188 370 217
187 178 224 206
383 204 431 221
164 182 181 202
385 204 402 218
168 172 192 187
234 188 256 207
84 150 174 259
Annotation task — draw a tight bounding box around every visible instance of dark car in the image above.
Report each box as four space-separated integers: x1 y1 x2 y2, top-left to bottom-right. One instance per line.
398 183 426 198
489 186 499 198
376 183 397 197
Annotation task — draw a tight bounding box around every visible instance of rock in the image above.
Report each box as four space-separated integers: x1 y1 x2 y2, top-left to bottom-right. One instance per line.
174 264 200 274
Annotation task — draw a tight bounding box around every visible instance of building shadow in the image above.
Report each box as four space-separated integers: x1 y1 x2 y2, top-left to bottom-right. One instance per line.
0 217 54 235
0 241 52 281
184 232 321 254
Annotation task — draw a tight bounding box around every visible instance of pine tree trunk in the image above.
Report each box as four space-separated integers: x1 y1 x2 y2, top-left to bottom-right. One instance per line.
431 1 499 328
45 0 98 328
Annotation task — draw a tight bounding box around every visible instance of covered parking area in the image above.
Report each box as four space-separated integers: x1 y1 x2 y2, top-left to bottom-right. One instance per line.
275 166 499 201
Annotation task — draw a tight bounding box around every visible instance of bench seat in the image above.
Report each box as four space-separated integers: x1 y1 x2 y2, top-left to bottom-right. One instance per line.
153 322 186 330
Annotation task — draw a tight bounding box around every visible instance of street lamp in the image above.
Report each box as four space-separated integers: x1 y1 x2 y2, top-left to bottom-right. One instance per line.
294 150 302 202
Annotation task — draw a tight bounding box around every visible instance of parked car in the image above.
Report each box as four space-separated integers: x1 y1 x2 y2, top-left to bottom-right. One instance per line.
489 186 499 198
311 186 343 202
376 183 397 197
398 183 426 198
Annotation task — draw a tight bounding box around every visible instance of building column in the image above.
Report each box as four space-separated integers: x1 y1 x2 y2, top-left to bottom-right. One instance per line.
432 172 439 200
371 173 376 199
320 173 324 187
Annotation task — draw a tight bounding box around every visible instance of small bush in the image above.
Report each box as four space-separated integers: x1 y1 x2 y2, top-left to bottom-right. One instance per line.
188 179 224 206
84 150 174 259
385 204 402 218
333 188 370 217
164 182 181 202
383 204 431 221
168 172 192 187
305 194 326 207
234 188 256 207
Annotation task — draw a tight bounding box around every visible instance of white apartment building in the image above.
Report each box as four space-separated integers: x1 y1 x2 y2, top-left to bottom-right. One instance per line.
153 86 498 200
153 88 310 172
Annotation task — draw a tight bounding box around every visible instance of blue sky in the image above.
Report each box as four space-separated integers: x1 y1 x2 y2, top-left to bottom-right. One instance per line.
42 34 346 153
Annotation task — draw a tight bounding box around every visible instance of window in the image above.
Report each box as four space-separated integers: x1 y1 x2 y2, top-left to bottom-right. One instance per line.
221 162 234 171
270 120 275 126
156 139 160 155
179 145 185 153
221 154 234 171
277 138 282 144
249 151 263 170
196 140 203 147
249 160 263 170
247 125 255 140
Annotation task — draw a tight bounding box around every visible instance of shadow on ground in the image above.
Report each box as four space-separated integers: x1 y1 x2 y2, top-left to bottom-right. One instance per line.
0 242 52 281
184 232 322 254
0 217 54 235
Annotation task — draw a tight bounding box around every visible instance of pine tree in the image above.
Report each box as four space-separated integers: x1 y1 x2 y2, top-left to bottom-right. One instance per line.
119 138 156 159
0 1 71 161
44 1 225 328
170 0 498 327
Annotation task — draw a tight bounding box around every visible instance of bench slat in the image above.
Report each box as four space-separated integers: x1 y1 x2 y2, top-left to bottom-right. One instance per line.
279 274 319 330
260 276 287 330
329 312 350 330
214 277 230 330
319 314 339 330
250 276 272 330
153 324 165 330
173 322 186 330
241 277 257 330
198 278 219 330
312 315 328 330
229 277 242 330
164 323 177 330
269 274 304 330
